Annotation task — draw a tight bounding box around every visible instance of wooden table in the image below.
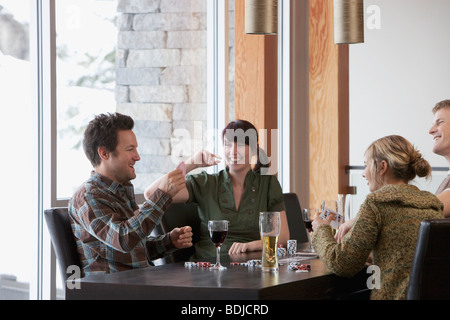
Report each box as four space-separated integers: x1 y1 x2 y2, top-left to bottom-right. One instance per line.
66 252 369 300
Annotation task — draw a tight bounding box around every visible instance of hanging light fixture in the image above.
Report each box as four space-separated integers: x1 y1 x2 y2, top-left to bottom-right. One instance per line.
245 0 278 35
334 0 364 44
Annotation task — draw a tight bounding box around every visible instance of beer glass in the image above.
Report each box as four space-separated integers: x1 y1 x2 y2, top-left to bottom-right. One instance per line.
259 212 281 272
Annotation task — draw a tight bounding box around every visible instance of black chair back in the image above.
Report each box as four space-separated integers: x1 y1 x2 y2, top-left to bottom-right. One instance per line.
407 219 450 300
283 193 309 243
44 208 81 285
158 202 201 263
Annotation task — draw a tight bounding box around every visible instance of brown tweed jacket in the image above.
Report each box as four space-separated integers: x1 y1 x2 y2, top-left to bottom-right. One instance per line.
313 184 444 300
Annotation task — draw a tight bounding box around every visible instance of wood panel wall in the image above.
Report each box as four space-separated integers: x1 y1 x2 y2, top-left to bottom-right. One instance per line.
234 0 278 174
234 0 350 206
309 0 349 208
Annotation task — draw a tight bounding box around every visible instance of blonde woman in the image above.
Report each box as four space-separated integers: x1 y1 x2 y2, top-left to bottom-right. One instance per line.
312 135 444 300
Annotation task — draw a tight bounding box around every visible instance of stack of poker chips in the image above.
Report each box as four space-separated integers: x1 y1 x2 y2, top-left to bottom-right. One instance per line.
287 240 297 256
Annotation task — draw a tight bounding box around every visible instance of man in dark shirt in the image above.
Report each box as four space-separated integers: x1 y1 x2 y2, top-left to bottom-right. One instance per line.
69 113 192 275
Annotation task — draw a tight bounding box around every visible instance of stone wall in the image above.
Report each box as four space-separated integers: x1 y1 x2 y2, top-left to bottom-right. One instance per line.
116 0 208 192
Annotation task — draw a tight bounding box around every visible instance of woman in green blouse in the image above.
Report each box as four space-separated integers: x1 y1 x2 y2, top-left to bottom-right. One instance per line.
145 120 289 259
312 135 443 299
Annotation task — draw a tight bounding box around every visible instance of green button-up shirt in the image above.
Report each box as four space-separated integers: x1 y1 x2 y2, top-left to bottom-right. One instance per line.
186 169 285 259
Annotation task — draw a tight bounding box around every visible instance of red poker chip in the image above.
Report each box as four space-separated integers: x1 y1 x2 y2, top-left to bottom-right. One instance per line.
197 262 211 267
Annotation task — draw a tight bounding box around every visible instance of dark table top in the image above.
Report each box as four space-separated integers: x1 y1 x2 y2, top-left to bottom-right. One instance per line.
66 251 368 300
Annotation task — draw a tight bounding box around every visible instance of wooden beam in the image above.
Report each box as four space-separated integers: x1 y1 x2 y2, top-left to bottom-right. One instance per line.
309 0 350 208
234 0 278 173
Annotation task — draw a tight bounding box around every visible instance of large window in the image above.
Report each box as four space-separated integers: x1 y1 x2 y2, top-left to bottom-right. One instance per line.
0 0 34 300
0 0 224 299
56 0 117 199
56 0 218 199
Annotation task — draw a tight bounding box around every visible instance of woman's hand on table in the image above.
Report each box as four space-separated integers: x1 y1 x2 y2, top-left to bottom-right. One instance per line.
228 241 260 255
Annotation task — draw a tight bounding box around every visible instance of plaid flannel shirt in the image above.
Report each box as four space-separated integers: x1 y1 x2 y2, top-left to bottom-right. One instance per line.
68 171 175 276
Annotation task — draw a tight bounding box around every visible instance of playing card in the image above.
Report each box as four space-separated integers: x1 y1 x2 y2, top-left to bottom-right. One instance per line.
319 207 343 230
177 161 186 176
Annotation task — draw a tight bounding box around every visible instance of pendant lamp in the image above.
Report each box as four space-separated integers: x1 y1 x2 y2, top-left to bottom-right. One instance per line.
245 0 278 35
334 0 364 44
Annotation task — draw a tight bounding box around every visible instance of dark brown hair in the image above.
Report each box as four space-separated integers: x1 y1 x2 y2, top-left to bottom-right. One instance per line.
221 120 268 172
83 113 134 167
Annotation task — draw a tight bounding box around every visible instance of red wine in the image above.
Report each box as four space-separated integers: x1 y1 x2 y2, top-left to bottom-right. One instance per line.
210 230 227 246
303 220 313 233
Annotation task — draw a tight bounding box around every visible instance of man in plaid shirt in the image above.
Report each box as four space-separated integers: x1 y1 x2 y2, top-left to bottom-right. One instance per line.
69 113 192 276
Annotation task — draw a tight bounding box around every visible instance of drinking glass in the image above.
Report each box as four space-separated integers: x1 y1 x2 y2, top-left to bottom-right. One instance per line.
302 208 319 253
208 220 228 270
340 194 353 222
259 212 281 272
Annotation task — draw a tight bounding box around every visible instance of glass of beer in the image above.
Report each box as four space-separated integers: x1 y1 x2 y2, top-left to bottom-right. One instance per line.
259 212 281 272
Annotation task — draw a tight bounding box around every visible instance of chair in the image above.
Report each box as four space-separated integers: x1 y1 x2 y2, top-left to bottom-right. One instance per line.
407 219 450 300
157 202 201 263
283 193 309 243
44 208 82 287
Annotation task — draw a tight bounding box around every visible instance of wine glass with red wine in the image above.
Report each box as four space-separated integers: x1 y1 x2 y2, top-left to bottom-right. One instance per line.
302 208 319 253
208 220 229 270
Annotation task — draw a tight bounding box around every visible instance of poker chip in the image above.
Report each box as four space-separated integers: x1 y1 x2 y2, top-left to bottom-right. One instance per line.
230 262 240 266
247 260 259 267
184 261 213 268
197 262 211 267
184 262 197 268
299 264 311 271
277 247 287 257
287 263 311 272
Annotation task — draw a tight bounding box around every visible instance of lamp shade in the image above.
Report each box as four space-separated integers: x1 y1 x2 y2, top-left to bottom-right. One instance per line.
245 0 278 35
334 0 364 44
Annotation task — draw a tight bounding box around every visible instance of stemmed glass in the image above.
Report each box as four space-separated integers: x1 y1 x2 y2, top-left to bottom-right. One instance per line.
302 208 319 253
208 220 228 270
